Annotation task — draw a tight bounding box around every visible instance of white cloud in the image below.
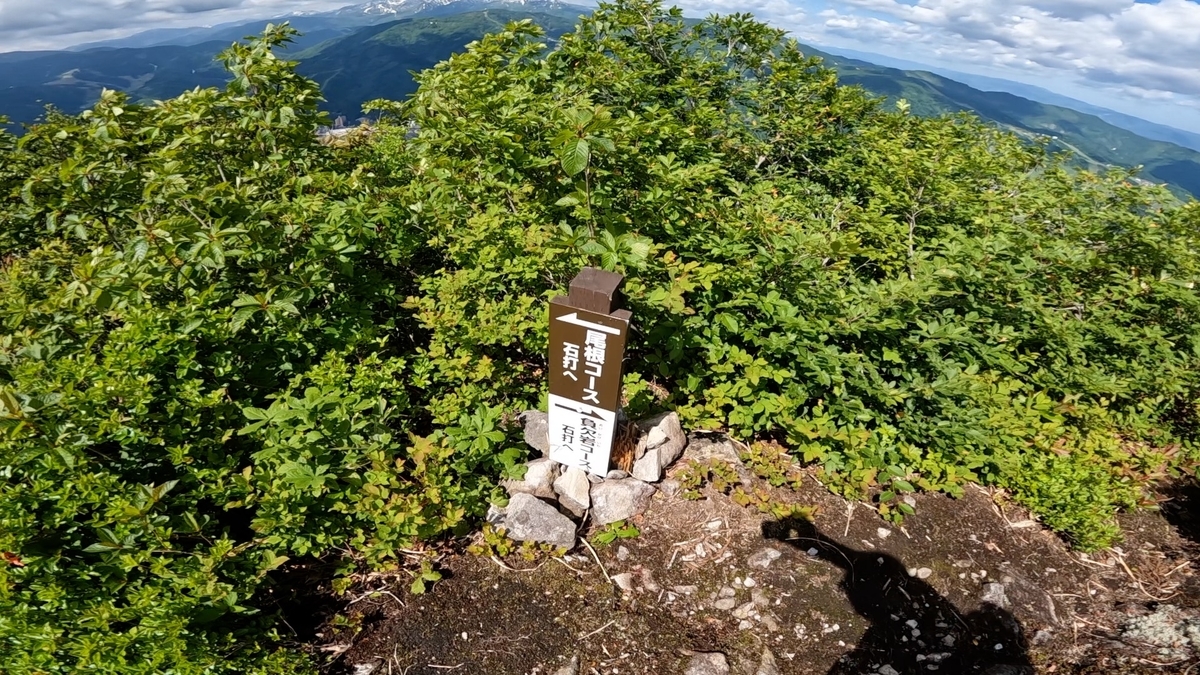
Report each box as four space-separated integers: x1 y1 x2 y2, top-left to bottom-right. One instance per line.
0 0 351 51
702 0 1200 124
2 0 1199 131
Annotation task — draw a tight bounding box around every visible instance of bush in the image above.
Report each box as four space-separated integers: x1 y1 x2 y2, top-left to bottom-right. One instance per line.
369 0 1200 550
1 2 1198 672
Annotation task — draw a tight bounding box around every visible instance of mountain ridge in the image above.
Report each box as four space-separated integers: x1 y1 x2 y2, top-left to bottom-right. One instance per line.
1 3 1196 198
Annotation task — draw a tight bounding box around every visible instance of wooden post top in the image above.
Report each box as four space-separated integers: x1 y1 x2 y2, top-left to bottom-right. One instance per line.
568 267 624 314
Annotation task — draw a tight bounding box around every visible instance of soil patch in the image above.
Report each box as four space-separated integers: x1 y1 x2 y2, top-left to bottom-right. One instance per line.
305 475 1200 674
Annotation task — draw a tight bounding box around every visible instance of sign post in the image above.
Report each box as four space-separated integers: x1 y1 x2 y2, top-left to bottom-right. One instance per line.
548 268 631 476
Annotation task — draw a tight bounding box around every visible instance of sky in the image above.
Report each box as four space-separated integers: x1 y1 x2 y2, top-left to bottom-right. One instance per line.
1 0 1198 132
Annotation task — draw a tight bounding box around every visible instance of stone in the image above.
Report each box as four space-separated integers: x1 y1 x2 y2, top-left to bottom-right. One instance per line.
503 458 559 500
981 582 1010 609
635 412 687 470
685 652 730 675
916 567 933 579
659 478 682 497
755 647 781 675
751 589 769 607
612 573 635 592
590 478 656 525
747 547 782 569
553 466 590 518
519 410 550 455
639 567 661 592
631 450 661 483
351 662 380 675
504 493 577 549
672 585 698 594
617 545 630 561
732 601 757 619
553 655 580 675
486 504 507 528
606 469 629 480
878 666 900 675
718 586 736 598
713 597 737 611
683 433 753 484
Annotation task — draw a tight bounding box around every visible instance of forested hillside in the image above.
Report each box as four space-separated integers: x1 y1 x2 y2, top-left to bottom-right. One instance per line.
822 51 1200 198
3 4 1199 199
2 2 1198 673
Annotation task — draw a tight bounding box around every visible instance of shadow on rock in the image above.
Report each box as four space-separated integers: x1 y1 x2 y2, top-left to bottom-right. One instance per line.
762 517 1032 675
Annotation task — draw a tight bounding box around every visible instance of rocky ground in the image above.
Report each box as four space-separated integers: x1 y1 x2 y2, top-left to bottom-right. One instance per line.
297 422 1200 675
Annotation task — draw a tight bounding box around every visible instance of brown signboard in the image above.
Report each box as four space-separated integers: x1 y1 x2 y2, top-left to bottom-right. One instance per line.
547 269 631 475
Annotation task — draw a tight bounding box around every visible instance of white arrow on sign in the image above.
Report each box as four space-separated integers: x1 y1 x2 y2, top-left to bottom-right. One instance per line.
554 312 622 335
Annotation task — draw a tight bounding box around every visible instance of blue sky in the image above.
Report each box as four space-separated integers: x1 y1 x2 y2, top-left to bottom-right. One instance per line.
1 0 1198 132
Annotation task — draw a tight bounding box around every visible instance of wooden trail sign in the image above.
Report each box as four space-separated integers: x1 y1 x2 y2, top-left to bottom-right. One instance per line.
548 268 631 476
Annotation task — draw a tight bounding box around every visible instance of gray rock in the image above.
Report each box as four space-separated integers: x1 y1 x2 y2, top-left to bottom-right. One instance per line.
755 647 781 675
553 466 591 517
751 589 769 607
732 601 757 619
683 433 753 484
639 567 661 592
981 582 1010 609
672 585 698 594
505 493 577 549
747 547 782 569
636 412 687 470
616 545 630 561
659 478 682 497
631 449 661 483
520 410 550 455
713 597 737 610
878 666 900 675
718 586 736 598
916 567 933 579
685 652 729 675
606 469 629 480
486 504 507 528
553 655 580 675
590 478 656 525
612 573 635 592
683 433 742 465
503 458 560 499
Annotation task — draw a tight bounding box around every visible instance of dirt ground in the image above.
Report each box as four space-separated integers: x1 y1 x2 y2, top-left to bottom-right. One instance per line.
301 471 1200 675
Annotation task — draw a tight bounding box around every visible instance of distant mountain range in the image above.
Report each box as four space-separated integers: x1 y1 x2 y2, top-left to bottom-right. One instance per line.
1 0 1197 198
825 47 1200 154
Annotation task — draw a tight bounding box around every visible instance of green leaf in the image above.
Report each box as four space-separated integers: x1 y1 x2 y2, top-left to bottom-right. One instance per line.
560 138 590 176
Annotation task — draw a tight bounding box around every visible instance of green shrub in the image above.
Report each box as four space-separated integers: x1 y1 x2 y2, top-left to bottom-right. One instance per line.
369 0 1200 548
2 2 1199 672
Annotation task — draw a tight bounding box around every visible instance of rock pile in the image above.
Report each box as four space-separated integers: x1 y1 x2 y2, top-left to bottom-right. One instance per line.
489 411 689 548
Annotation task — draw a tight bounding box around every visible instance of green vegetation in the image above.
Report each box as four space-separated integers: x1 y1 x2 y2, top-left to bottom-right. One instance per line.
591 520 641 546
2 2 1199 672
822 51 1200 198
5 6 1199 200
